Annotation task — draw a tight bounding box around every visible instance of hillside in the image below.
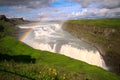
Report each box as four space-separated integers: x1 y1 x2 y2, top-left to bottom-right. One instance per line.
0 15 30 38
63 18 120 75
0 16 120 80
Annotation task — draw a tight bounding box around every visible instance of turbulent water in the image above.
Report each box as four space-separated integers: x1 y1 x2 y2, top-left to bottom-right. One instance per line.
18 21 107 69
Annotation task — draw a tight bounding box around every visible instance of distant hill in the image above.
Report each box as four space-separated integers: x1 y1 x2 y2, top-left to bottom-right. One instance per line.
0 15 30 25
0 15 31 38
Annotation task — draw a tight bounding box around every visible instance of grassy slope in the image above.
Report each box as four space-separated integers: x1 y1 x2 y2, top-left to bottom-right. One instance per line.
67 18 120 28
0 18 120 80
63 18 120 75
0 20 15 38
0 36 120 80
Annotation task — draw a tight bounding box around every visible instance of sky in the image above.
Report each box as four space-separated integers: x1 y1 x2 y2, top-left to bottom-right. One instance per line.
0 0 120 20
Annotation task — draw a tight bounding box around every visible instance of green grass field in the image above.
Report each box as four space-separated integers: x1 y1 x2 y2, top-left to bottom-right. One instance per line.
68 18 120 28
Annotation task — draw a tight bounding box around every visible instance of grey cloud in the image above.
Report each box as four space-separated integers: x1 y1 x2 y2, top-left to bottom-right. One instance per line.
0 0 29 6
71 7 120 19
26 0 51 9
69 0 101 8
102 0 120 9
0 0 52 8
0 0 119 9
70 0 120 9
107 8 120 17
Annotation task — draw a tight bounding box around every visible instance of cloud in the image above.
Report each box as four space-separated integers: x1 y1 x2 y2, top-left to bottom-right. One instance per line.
68 0 120 19
0 0 119 20
69 0 101 8
102 0 120 9
70 7 120 19
0 0 52 8
69 0 120 9
1 0 119 9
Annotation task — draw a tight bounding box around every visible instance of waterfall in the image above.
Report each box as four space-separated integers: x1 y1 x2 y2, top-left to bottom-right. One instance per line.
18 21 108 70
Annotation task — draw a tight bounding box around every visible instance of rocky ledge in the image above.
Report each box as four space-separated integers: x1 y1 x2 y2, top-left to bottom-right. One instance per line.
62 19 120 75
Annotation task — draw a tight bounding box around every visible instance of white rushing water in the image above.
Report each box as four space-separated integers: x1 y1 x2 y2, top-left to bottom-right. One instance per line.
19 21 107 69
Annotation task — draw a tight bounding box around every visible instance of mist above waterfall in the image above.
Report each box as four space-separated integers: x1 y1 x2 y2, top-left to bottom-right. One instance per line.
18 21 107 70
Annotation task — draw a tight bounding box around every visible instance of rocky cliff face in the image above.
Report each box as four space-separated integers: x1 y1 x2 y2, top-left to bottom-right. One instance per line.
63 19 120 75
0 15 9 21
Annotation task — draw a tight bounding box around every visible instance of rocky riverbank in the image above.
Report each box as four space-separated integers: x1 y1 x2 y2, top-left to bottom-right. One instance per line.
62 19 120 75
